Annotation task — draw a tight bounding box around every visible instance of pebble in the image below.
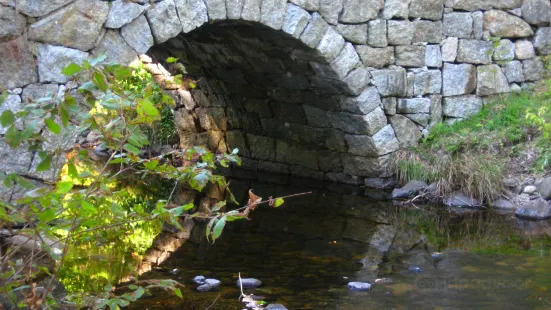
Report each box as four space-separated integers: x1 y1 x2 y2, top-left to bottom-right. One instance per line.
237 278 262 289
193 275 206 284
523 185 537 194
408 266 424 272
347 282 372 291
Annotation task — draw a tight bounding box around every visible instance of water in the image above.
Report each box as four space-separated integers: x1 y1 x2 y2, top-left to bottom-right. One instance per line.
118 177 551 309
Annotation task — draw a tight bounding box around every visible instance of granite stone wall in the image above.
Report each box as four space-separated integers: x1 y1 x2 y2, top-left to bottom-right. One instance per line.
0 0 549 185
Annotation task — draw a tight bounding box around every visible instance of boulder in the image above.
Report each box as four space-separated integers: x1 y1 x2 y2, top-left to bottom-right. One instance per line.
105 0 147 28
347 282 372 291
483 10 534 38
28 0 109 51
444 192 481 208
515 198 551 220
539 177 551 199
443 95 482 118
193 275 206 284
457 39 493 64
522 58 545 81
237 278 262 288
476 65 510 96
0 6 25 42
515 40 536 60
391 180 428 199
521 0 551 26
37 45 89 84
0 37 38 89
389 115 422 148
442 63 477 96
533 27 551 55
490 199 518 210
266 304 288 310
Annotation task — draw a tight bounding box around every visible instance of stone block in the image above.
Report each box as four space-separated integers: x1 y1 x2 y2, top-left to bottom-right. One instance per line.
429 94 443 128
0 37 37 89
328 42 360 79
317 150 343 172
483 10 534 38
226 0 245 19
38 44 89 83
395 45 425 67
316 26 346 62
340 0 381 23
356 46 395 68
342 153 394 177
414 70 442 96
260 0 287 29
441 37 458 62
443 12 473 38
493 39 515 61
523 58 545 81
284 123 327 146
325 129 347 152
457 39 493 64
241 0 261 21
10 0 73 18
345 125 400 156
303 105 330 128
409 0 443 20
476 64 510 96
270 101 306 124
196 107 227 131
327 107 387 135
471 11 484 39
283 4 311 38
247 134 275 161
92 30 137 65
121 15 154 54
521 0 551 26
105 0 147 28
342 67 371 96
515 40 536 60
300 13 329 48
336 24 368 44
534 27 551 55
175 0 208 33
319 0 343 25
387 20 414 46
382 0 410 19
275 140 318 170
0 6 25 41
289 0 319 11
425 45 442 68
340 86 382 115
367 20 387 48
443 0 522 11
442 63 477 96
382 97 397 115
413 21 442 43
397 98 431 114
443 95 482 118
146 0 183 43
370 68 407 97
502 60 525 83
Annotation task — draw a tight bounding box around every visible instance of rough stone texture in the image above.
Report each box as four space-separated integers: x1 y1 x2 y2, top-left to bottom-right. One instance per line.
345 125 400 156
105 0 147 28
443 12 473 38
176 0 209 33
409 0 443 21
247 134 275 161
395 45 425 67
472 11 484 39
477 64 510 96
328 107 387 135
457 39 493 64
502 60 525 83
515 198 551 220
389 114 422 148
382 0 410 19
382 97 396 115
341 153 393 177
521 0 551 26
283 4 311 38
523 58 545 81
540 177 551 199
336 24 368 44
226 0 244 19
442 63 477 96
92 30 137 66
412 21 442 43
340 0 381 23
260 0 287 30
121 15 154 54
300 13 329 48
367 20 388 48
429 94 442 128
12 0 73 18
340 87 381 115
147 0 183 44
342 67 370 95
493 39 515 61
443 95 482 118
533 27 551 55
0 6 25 42
316 27 346 62
0 37 37 89
515 40 536 59
483 10 534 38
414 70 442 96
38 44 89 83
444 192 481 208
387 21 414 46
319 0 343 25
397 98 431 114
276 140 318 170
392 180 427 199
371 68 407 97
356 46 395 68
0 140 34 176
241 0 261 21
205 0 227 20
28 1 109 51
425 45 442 68
444 0 522 11
441 37 459 62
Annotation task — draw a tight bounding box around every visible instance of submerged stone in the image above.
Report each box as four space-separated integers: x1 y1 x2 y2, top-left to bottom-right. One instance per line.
515 198 551 220
347 282 371 291
392 180 427 199
237 278 262 288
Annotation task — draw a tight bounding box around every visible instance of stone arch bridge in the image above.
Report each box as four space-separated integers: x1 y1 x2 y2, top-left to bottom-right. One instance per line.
0 0 549 184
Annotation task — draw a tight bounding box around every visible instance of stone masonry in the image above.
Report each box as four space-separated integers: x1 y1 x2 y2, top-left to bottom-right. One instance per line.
0 0 549 185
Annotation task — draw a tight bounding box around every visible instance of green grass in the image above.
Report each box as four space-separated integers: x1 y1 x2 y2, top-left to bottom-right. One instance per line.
395 81 551 202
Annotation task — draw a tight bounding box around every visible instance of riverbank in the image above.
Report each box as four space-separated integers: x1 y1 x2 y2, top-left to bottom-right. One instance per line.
390 80 551 215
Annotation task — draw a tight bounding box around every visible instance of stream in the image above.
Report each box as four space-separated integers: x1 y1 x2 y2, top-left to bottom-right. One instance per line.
65 174 551 309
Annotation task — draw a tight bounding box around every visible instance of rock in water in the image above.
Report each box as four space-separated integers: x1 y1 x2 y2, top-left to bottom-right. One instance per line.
196 278 221 292
237 278 262 288
193 275 205 284
391 180 427 199
515 198 551 220
408 266 424 272
539 177 551 199
444 192 481 208
266 304 289 310
347 282 372 291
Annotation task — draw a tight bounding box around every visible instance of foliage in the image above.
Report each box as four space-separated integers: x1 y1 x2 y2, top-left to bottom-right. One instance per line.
0 56 287 308
395 81 551 201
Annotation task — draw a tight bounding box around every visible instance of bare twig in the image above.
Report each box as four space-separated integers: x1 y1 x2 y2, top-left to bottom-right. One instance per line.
204 294 220 310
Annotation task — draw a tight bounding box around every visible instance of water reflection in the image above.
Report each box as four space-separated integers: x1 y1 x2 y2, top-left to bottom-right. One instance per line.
125 172 551 309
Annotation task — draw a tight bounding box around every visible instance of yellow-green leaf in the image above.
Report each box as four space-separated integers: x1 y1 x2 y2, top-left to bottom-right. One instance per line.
61 63 83 76
274 198 284 208
0 110 15 127
56 181 73 194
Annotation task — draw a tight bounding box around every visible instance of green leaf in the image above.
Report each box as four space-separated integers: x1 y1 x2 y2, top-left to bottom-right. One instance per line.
134 286 145 299
45 119 61 134
166 57 179 63
90 53 107 66
0 110 15 127
211 216 226 242
59 105 70 127
211 201 226 212
124 143 141 156
56 181 73 194
143 160 159 170
137 99 160 117
37 208 56 223
81 200 97 214
206 217 218 241
14 176 34 189
274 198 284 208
183 203 194 211
92 71 108 92
68 163 78 178
173 288 183 299
61 63 83 76
36 155 53 172
0 90 7 107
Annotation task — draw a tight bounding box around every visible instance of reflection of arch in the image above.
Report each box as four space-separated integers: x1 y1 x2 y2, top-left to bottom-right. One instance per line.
139 0 398 182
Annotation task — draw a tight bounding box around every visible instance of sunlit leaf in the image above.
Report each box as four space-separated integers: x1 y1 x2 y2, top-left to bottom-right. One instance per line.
81 200 97 214
0 110 15 127
173 288 183 299
137 99 160 118
36 154 53 172
68 163 78 178
166 57 179 63
92 71 108 92
61 63 82 76
45 119 61 134
274 198 284 208
56 181 73 194
211 201 226 212
211 216 226 242
124 143 141 156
